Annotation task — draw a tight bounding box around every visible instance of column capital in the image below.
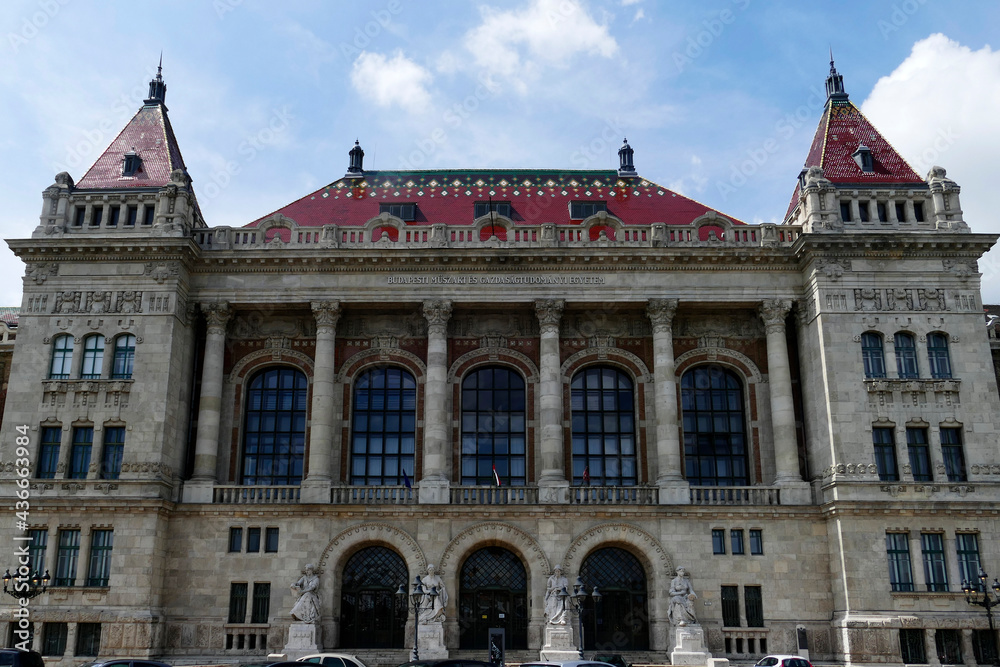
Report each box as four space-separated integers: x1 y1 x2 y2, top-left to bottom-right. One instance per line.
311 301 342 330
758 298 792 332
534 299 564 330
646 299 679 333
422 299 453 331
200 301 231 334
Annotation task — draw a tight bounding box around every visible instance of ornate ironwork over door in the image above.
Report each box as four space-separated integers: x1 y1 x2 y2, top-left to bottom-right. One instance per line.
340 546 408 648
581 547 649 650
459 547 528 649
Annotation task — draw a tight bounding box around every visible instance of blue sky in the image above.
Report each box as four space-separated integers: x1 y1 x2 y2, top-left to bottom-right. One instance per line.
2 1 999 305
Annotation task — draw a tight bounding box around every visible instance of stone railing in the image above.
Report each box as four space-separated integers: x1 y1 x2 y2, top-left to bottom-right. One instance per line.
569 485 658 504
212 485 301 504
450 485 538 505
330 485 416 504
690 486 781 505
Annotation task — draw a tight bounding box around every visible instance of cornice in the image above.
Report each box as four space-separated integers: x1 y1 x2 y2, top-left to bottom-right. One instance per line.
792 232 998 259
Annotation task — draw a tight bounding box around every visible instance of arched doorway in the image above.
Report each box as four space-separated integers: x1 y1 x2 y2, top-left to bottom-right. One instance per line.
339 546 407 648
580 547 649 650
459 547 528 650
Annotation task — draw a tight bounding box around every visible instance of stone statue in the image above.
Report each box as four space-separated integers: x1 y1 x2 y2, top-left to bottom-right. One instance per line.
290 564 321 624
667 567 698 626
418 564 448 624
544 565 569 625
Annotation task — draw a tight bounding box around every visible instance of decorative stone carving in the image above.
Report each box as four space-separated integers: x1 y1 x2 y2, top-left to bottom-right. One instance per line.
675 312 762 338
815 259 849 281
759 298 792 331
54 290 80 313
668 567 698 626
290 564 321 623
88 291 111 314
117 291 142 313
200 302 231 334
534 299 564 330
451 312 536 337
145 262 180 284
917 288 947 311
943 260 975 282
311 301 342 330
422 299 452 333
418 564 448 624
231 312 312 339
544 565 569 625
646 299 678 333
25 262 57 284
854 289 882 312
886 288 912 311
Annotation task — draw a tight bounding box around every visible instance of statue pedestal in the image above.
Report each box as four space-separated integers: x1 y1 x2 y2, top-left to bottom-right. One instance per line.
284 623 320 660
417 622 448 659
540 624 578 662
671 624 720 667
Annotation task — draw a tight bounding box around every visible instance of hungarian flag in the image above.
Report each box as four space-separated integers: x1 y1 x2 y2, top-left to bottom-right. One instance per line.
402 469 412 490
492 464 503 487
582 466 591 485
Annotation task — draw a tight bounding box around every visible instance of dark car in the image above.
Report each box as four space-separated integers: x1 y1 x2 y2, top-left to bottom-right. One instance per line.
591 655 629 667
0 649 43 667
76 661 171 667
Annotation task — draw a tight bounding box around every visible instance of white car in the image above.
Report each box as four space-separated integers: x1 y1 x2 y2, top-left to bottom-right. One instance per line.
297 654 368 667
755 655 813 667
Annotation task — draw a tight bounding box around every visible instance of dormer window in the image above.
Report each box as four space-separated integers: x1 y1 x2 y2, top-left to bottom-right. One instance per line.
122 150 142 177
852 144 873 173
379 203 416 221
569 201 607 220
474 201 512 219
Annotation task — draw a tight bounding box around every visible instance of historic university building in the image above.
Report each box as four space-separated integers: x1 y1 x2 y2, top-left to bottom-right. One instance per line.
2 60 1000 666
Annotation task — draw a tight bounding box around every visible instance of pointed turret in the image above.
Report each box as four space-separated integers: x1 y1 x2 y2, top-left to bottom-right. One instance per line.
346 140 365 178
825 51 848 103
618 138 636 177
145 54 167 107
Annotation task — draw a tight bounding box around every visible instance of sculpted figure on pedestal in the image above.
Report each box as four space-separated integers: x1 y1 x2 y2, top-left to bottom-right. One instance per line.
544 565 569 625
290 564 321 624
667 567 698 626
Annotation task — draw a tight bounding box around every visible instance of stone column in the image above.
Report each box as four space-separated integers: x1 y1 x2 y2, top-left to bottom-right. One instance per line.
536 299 569 503
185 301 230 503
419 300 452 504
302 301 341 503
647 299 688 504
960 628 976 666
759 299 810 504
925 628 942 666
910 533 927 591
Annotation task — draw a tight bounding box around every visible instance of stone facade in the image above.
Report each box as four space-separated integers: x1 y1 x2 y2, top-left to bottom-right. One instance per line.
1 65 1000 667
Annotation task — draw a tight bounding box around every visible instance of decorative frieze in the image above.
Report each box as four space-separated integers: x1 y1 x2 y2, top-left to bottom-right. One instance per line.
852 288 949 312
24 262 57 284
145 261 180 283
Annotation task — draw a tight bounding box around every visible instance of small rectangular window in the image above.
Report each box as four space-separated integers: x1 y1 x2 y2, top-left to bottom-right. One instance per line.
100 427 125 480
74 207 86 227
38 427 61 479
265 527 279 553
229 582 248 623
900 628 926 664
956 533 981 587
229 527 243 553
840 201 852 221
877 202 888 222
886 532 914 592
55 529 81 586
474 201 512 219
873 427 899 482
108 206 120 227
90 207 103 227
69 427 94 479
142 206 155 225
712 529 726 554
75 622 101 656
858 201 870 222
731 529 745 555
247 527 261 553
28 529 48 576
42 622 68 656
906 427 932 482
895 202 907 222
894 333 919 379
379 203 416 221
745 585 764 627
749 529 763 555
973 629 998 665
85 529 113 586
861 332 886 378
914 201 925 222
251 582 271 623
935 629 962 665
569 201 607 219
126 206 138 226
721 585 740 627
941 428 966 482
921 533 948 592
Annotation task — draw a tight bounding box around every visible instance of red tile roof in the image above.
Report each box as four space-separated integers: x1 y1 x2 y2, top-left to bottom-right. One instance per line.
76 103 189 190
247 170 745 230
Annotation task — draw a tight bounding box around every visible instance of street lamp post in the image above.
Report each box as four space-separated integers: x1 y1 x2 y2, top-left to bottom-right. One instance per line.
560 576 602 659
962 568 1000 666
2 568 49 600
396 575 439 661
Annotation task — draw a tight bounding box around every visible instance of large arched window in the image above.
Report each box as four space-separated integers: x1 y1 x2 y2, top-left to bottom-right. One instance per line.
241 367 307 485
80 335 104 379
49 335 73 379
459 547 527 650
350 367 417 485
461 367 526 486
681 365 749 486
580 547 649 650
340 546 407 648
570 366 637 485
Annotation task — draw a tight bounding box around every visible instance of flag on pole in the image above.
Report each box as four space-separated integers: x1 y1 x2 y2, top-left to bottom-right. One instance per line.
582 465 591 485
492 464 503 487
402 469 412 490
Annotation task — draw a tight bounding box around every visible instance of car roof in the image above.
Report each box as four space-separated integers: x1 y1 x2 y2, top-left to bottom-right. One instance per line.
521 662 615 667
298 656 363 661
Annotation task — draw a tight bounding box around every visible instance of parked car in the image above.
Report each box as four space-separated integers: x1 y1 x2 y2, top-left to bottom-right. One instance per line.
755 656 813 667
0 649 43 667
521 661 615 667
396 661 494 667
297 654 367 667
76 661 171 667
590 655 629 667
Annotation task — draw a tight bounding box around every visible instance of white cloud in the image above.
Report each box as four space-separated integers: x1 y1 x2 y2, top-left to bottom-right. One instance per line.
621 0 642 5
350 50 433 111
461 0 618 92
632 8 646 24
861 33 1000 304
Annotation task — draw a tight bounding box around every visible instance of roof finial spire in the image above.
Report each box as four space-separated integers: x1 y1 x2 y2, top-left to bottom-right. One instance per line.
347 139 365 178
145 54 167 107
825 49 848 104
618 137 636 177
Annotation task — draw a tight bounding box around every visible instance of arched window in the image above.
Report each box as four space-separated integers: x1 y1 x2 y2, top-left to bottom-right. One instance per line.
80 335 104 379
570 366 637 485
927 332 952 379
861 332 886 378
340 546 407 648
111 334 136 379
459 547 527 650
580 547 649 650
681 365 749 486
241 367 307 485
49 335 73 379
350 367 417 485
461 367 526 486
894 332 919 378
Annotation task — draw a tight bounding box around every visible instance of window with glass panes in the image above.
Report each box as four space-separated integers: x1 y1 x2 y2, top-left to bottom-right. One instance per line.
111 334 136 379
973 629 998 665
745 586 763 627
228 527 243 553
75 623 101 656
731 530 745 555
100 427 124 479
681 366 748 486
265 527 279 553
247 527 260 553
873 427 899 481
861 332 886 378
886 533 914 592
941 428 966 482
580 547 649 651
926 332 952 379
229 583 248 623
28 529 47 576
721 586 740 626
42 623 67 656
749 529 763 555
460 367 526 486
956 533 981 587
86 529 113 586
37 427 61 479
80 335 103 379
69 427 93 479
712 529 726 554
49 335 73 379
921 533 948 592
935 629 962 665
906 427 932 482
570 366 637 485
894 333 919 378
340 546 408 648
899 629 926 664
241 368 307 485
55 529 80 586
251 583 271 623
350 367 417 485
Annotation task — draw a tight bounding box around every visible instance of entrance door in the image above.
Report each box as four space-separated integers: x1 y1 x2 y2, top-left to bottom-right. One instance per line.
459 547 528 649
581 547 649 651
340 546 407 648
